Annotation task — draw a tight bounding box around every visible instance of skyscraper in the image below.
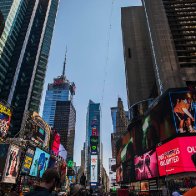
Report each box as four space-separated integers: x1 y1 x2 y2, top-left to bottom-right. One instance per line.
53 100 76 160
0 0 59 137
42 53 71 127
111 98 128 158
85 100 101 186
121 6 157 107
142 0 196 93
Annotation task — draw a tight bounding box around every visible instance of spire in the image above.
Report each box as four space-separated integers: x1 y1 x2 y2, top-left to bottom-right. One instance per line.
62 47 67 77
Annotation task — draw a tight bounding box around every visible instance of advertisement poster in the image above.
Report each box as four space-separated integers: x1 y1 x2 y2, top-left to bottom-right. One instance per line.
0 144 9 181
90 155 98 183
116 165 123 183
31 112 51 149
51 132 60 155
2 145 20 183
0 103 11 139
170 91 196 134
21 147 35 175
135 149 159 180
29 148 50 178
156 136 196 176
109 158 116 186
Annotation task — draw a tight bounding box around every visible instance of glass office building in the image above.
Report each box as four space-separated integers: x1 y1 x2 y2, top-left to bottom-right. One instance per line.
42 76 70 127
0 0 59 137
111 107 117 133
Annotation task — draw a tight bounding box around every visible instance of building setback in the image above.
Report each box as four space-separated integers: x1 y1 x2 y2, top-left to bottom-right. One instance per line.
121 6 157 107
0 0 59 137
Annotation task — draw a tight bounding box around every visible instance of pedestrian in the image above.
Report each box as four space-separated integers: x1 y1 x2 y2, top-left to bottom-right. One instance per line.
69 184 88 196
25 168 60 196
80 173 86 187
8 184 18 196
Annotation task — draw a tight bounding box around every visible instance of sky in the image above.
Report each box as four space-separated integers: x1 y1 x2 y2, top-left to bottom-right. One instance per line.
40 0 141 174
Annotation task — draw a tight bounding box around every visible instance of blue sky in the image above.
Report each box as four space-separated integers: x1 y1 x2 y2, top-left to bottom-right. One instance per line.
40 0 141 173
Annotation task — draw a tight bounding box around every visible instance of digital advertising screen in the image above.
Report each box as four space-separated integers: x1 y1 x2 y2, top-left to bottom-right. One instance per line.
116 165 123 183
90 155 98 183
2 145 21 183
21 147 35 175
156 136 196 176
51 132 60 155
109 158 116 186
169 91 196 134
0 144 9 181
0 103 11 139
90 136 98 154
29 147 50 178
134 149 159 180
141 181 149 191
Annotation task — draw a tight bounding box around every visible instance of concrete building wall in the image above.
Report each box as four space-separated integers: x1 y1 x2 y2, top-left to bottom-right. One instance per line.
121 6 157 107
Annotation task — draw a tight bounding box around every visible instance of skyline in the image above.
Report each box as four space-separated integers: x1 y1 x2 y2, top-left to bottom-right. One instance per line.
40 0 141 173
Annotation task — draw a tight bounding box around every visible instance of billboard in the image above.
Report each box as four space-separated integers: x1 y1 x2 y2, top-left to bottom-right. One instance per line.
156 136 196 176
169 91 196 134
90 155 98 183
116 165 123 183
90 136 98 154
0 103 11 139
0 144 9 181
134 149 159 180
21 147 35 175
109 158 116 186
51 132 60 155
30 112 51 149
2 145 21 183
29 147 50 178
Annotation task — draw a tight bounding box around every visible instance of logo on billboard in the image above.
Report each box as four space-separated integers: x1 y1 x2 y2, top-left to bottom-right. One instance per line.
90 136 98 154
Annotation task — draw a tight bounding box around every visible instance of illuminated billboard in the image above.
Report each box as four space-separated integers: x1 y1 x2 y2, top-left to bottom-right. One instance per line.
116 165 123 183
156 136 196 176
0 103 11 139
90 136 98 154
169 91 196 134
90 155 98 183
21 147 35 175
109 158 116 186
51 132 60 155
2 145 21 183
30 112 51 149
29 147 50 178
134 149 159 180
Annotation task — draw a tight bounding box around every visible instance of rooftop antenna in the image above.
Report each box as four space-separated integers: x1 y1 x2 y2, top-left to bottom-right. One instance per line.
62 46 67 77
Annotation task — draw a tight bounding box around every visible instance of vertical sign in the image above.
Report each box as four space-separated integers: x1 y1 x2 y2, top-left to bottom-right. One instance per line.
91 155 98 183
109 158 116 188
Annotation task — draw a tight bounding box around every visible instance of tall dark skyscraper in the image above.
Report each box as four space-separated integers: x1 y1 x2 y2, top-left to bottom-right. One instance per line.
54 100 76 161
0 0 59 137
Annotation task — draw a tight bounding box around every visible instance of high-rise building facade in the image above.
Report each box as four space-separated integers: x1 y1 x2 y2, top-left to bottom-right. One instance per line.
111 98 128 158
42 75 70 127
142 0 196 93
0 0 59 137
85 100 101 186
53 100 76 160
121 6 157 107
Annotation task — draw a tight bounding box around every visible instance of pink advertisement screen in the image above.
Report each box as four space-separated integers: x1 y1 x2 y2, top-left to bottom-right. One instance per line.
134 150 159 180
156 136 196 176
51 133 60 155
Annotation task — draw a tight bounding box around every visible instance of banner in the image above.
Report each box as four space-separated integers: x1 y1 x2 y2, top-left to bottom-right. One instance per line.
90 155 98 183
21 147 35 175
29 148 50 178
0 103 11 139
134 149 159 180
2 145 20 183
156 136 196 176
109 158 116 187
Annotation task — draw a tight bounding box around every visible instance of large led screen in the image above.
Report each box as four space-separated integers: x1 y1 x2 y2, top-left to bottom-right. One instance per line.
90 155 98 183
134 149 158 180
2 145 21 183
0 103 11 139
21 147 35 175
109 158 116 185
51 132 60 156
29 148 50 178
156 136 196 176
169 91 196 134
